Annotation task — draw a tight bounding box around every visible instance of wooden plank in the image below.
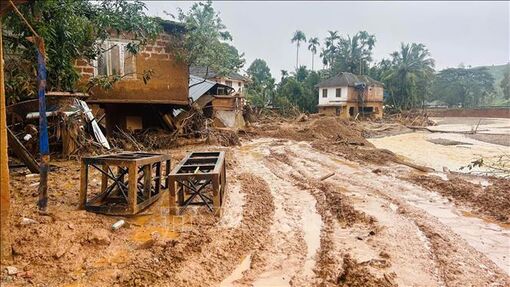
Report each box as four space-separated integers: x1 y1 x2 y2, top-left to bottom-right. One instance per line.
6 127 39 173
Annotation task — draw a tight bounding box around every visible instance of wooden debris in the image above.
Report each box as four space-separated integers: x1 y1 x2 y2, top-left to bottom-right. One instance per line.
320 172 335 181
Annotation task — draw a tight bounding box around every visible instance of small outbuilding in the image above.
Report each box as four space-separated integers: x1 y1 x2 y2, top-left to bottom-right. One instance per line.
316 72 384 119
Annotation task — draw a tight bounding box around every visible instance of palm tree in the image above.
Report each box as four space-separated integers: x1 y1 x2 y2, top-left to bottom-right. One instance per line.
308 37 320 71
383 43 435 110
291 30 306 69
321 30 339 67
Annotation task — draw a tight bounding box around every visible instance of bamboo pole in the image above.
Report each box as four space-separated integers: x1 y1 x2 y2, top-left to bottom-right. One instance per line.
0 19 12 262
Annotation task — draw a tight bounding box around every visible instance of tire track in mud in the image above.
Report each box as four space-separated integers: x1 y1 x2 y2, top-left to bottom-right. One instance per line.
279 139 510 286
265 148 397 287
230 146 323 286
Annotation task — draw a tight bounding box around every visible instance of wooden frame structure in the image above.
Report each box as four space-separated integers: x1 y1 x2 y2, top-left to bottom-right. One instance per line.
79 152 171 215
168 151 226 216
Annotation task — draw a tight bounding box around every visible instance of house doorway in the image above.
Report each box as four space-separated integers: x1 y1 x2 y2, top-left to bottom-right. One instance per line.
335 107 341 116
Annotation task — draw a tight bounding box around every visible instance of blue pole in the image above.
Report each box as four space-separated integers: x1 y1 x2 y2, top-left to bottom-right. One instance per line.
36 39 49 212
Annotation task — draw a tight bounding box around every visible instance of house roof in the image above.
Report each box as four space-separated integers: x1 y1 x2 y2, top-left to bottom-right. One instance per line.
317 72 384 88
189 75 217 102
188 75 234 101
190 66 248 82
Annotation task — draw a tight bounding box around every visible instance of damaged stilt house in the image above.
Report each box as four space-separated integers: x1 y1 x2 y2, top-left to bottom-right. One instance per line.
187 75 246 130
316 72 384 119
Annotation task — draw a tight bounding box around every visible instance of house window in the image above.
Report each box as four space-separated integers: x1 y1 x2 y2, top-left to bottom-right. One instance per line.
238 82 242 87
322 89 328 98
93 40 136 78
336 88 341 98
225 80 233 87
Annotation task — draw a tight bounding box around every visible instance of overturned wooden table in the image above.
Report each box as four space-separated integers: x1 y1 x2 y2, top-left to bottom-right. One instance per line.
168 151 226 216
79 152 171 215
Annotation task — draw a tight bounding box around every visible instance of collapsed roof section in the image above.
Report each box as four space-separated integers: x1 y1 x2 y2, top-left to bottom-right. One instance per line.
188 75 235 102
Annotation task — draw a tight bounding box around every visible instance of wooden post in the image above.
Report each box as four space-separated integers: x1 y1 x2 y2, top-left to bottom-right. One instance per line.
212 174 221 217
128 163 137 214
35 37 49 213
0 18 12 262
143 164 151 198
78 162 88 209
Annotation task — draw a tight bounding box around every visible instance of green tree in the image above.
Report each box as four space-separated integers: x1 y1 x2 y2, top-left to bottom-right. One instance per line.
275 66 320 113
382 43 435 110
307 37 319 71
291 30 306 69
433 67 495 107
175 1 244 78
330 31 376 75
3 0 160 101
246 59 275 107
320 30 339 68
500 64 510 100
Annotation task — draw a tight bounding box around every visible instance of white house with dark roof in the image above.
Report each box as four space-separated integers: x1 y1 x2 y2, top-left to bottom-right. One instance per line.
316 72 384 119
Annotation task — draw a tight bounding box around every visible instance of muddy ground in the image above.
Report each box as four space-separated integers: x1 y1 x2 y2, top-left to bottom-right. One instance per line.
2 116 509 286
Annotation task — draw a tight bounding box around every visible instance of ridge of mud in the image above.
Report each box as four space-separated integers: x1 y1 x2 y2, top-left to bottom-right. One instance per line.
265 153 393 287
407 174 510 223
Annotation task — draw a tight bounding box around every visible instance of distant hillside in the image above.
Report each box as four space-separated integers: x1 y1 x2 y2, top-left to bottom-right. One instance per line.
473 63 509 105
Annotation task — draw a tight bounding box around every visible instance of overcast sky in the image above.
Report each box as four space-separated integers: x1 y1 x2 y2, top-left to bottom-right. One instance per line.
144 1 509 78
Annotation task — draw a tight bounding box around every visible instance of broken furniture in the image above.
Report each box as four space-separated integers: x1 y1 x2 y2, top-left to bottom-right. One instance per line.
79 152 171 215
168 151 226 216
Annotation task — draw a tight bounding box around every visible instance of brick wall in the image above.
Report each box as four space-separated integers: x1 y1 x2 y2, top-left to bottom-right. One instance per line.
138 34 174 61
74 33 176 80
74 59 94 81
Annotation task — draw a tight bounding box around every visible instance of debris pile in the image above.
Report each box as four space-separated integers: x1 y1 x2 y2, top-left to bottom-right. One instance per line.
384 110 436 127
6 95 110 168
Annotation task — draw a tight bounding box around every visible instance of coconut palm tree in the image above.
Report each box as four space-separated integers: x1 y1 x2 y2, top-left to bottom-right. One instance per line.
382 43 435 110
308 37 320 71
291 30 306 69
321 30 339 68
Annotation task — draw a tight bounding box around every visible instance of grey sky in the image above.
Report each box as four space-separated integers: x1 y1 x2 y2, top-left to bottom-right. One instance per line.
144 1 509 78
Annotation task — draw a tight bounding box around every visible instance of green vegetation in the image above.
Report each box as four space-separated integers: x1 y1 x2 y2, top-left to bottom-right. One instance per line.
431 67 495 107
174 0 244 77
374 43 435 111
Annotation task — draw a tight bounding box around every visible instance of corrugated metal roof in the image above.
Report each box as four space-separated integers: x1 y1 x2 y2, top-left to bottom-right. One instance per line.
189 75 216 102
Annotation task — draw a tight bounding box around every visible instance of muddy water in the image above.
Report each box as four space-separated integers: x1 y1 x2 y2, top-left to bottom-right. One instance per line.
369 117 510 173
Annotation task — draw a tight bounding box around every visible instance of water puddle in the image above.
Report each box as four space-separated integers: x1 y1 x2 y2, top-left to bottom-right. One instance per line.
399 188 510 274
